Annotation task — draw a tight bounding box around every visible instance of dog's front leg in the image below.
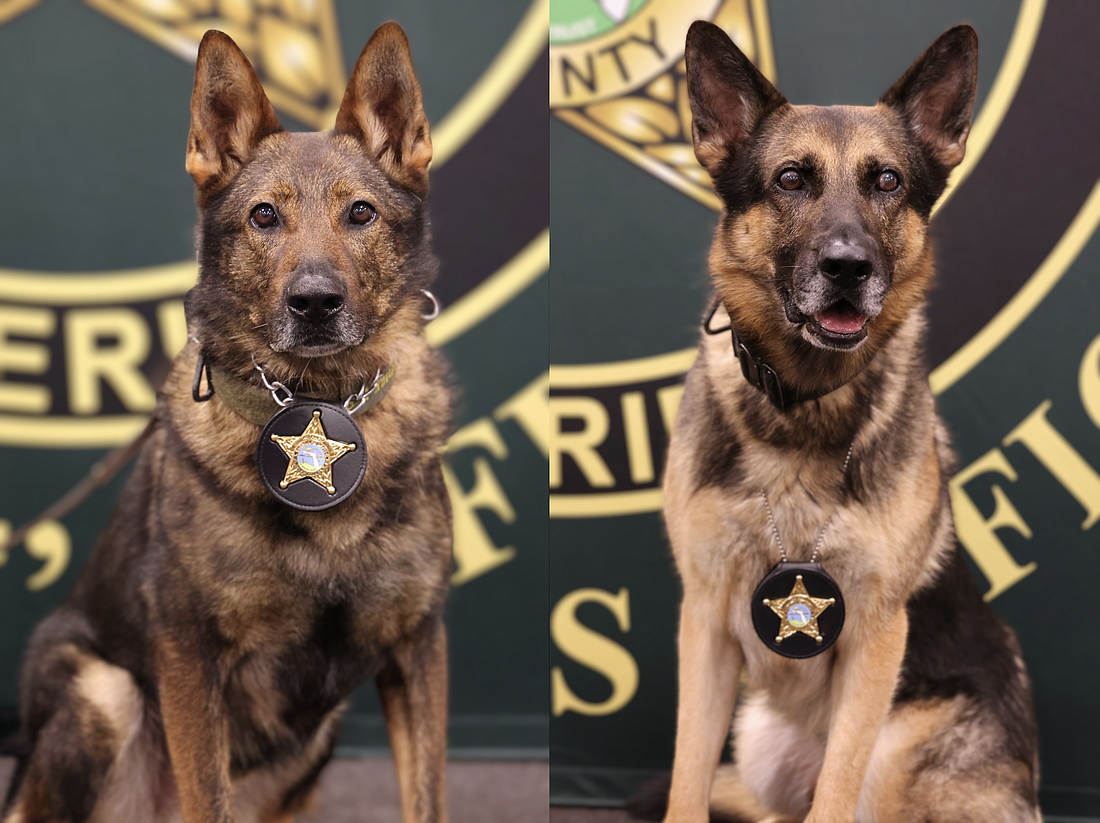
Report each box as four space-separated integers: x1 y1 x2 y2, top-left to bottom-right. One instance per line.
378 619 449 823
155 636 233 823
805 607 908 823
665 600 743 823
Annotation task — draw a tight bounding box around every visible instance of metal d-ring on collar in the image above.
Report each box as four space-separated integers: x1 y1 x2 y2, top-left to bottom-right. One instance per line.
420 289 440 321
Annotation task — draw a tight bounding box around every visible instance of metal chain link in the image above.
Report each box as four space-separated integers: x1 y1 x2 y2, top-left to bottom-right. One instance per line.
251 356 389 415
252 356 294 407
344 367 386 415
760 439 857 565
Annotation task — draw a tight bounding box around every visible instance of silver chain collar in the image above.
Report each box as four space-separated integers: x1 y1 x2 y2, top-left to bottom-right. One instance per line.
251 356 388 414
189 288 434 415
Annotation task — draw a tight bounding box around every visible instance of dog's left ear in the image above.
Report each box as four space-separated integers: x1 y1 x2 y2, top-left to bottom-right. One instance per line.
685 20 787 178
881 25 978 170
335 22 432 197
186 31 284 195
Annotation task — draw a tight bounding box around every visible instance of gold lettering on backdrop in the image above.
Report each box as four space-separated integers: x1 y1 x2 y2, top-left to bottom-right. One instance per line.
949 449 1037 601
656 382 684 435
0 306 55 414
24 520 70 591
551 587 639 717
496 372 550 459
0 519 71 590
1004 399 1100 529
560 53 597 98
1079 334 1100 430
65 308 156 414
596 19 664 85
621 391 654 484
561 28 667 98
156 299 188 359
549 396 615 488
445 418 517 586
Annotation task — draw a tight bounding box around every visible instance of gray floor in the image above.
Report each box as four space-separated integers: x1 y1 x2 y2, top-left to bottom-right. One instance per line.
549 808 634 822
0 756 548 823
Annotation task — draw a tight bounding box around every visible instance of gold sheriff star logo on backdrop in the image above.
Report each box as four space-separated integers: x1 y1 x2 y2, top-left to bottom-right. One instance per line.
271 410 356 495
762 575 836 644
1 0 344 128
550 0 775 211
0 0 39 25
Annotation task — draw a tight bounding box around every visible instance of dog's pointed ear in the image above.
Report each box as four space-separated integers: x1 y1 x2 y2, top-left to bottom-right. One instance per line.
335 22 432 197
881 25 978 170
186 31 283 193
685 20 787 178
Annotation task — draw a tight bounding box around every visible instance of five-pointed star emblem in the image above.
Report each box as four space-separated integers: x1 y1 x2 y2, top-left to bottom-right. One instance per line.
1 0 346 128
270 410 356 495
763 575 836 645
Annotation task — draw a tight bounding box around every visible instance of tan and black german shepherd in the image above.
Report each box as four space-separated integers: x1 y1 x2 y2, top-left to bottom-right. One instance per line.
3 24 452 823
633 22 1042 823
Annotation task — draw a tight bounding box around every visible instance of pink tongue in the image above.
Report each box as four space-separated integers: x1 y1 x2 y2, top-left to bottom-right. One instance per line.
815 304 867 335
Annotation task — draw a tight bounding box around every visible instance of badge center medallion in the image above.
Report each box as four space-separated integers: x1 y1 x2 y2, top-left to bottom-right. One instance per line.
296 443 327 473
270 410 356 494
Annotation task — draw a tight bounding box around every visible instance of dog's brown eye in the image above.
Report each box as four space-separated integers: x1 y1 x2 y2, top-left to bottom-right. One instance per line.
251 203 278 229
877 171 900 192
778 170 803 191
349 201 377 225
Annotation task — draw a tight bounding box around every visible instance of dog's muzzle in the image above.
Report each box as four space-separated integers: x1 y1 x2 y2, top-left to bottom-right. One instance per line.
789 237 888 351
270 269 364 356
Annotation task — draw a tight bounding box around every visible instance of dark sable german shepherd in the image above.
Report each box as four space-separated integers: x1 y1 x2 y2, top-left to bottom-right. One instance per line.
3 24 451 823
634 22 1041 823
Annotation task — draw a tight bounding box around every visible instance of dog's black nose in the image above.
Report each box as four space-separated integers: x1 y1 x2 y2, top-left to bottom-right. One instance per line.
286 271 347 323
818 240 874 285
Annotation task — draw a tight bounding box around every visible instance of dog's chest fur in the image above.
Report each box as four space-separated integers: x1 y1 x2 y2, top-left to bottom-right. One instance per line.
72 336 452 769
665 316 954 716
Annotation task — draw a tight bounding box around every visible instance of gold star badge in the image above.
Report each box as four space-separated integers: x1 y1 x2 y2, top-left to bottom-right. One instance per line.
270 410 356 495
763 575 836 645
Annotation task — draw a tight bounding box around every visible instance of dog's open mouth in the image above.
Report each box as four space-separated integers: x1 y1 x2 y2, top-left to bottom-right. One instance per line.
806 301 868 349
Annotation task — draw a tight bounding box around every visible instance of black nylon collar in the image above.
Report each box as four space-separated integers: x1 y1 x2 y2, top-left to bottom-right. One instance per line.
704 299 834 412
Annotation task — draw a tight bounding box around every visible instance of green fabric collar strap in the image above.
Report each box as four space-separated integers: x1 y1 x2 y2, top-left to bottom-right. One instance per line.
196 355 398 428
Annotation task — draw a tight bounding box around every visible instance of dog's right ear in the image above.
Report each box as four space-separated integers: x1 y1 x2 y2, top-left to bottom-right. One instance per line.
685 20 787 178
334 22 432 198
881 25 978 170
185 31 283 195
